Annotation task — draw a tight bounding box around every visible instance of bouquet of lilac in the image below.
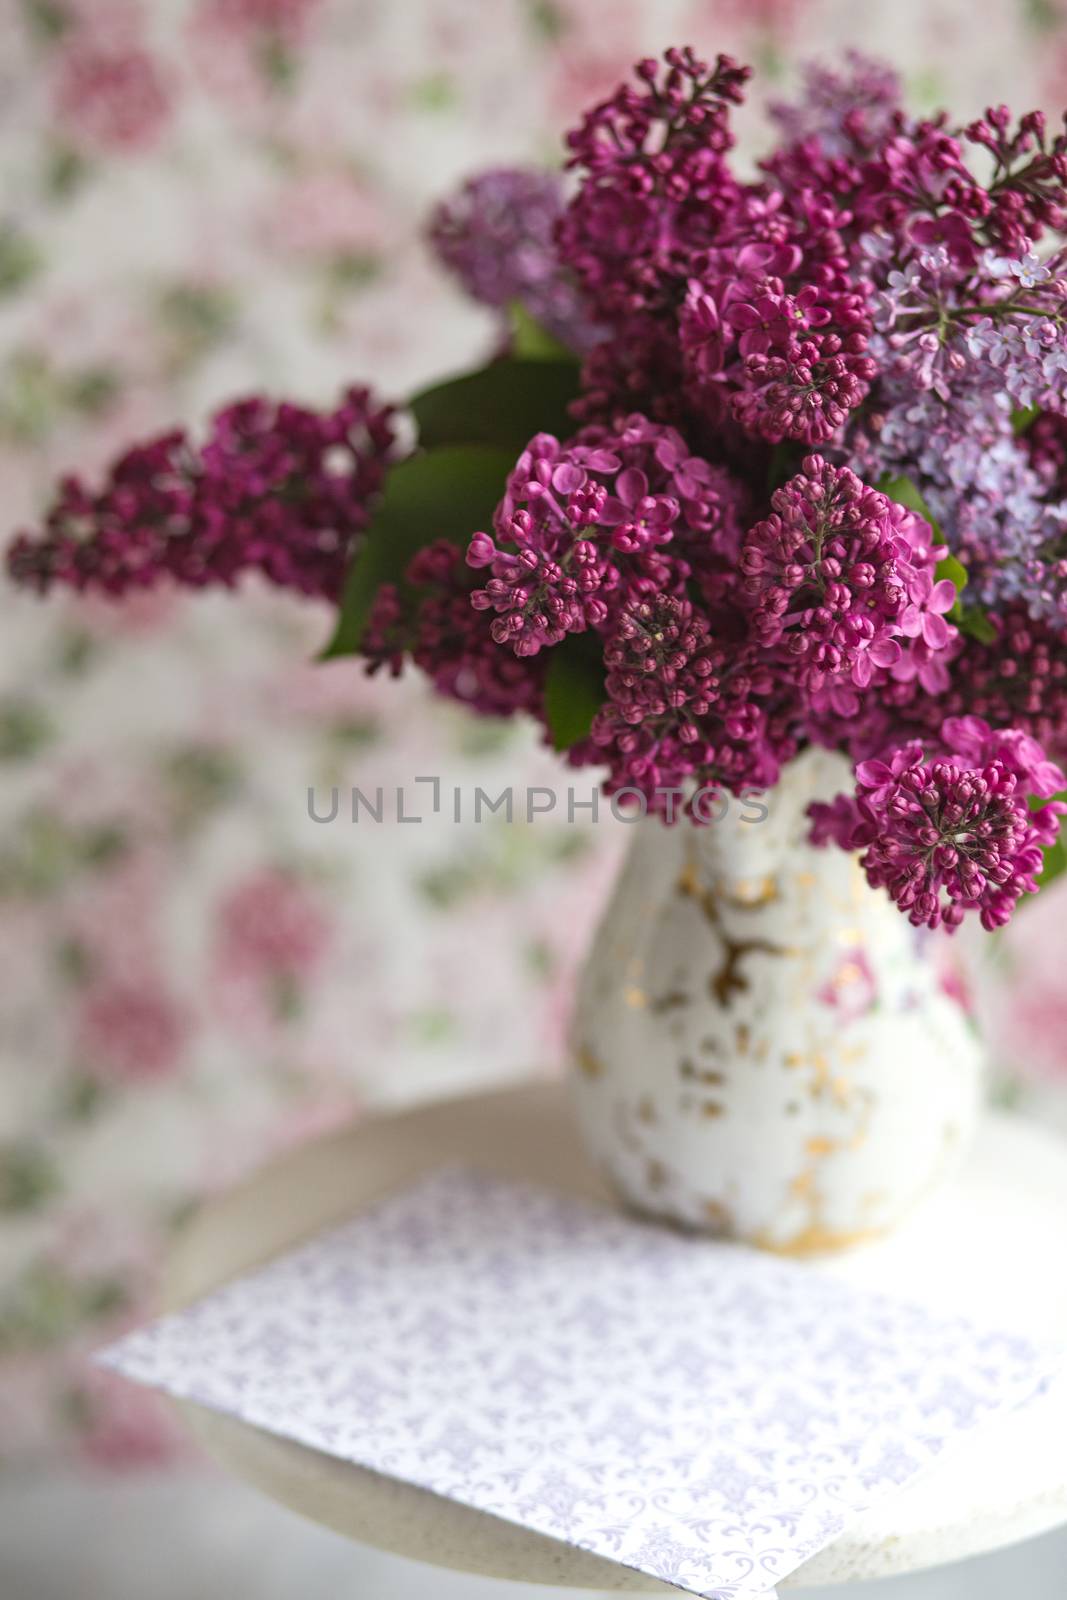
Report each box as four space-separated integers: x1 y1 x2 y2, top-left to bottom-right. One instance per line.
10 48 1067 935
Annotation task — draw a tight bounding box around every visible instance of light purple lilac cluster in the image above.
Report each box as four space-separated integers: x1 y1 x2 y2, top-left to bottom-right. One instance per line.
10 46 1067 932
426 168 601 354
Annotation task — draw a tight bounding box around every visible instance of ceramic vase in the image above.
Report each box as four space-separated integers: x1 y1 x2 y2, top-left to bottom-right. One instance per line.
570 748 986 1254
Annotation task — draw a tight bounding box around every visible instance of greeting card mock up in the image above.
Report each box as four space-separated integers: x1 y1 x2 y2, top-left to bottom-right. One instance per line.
99 1169 1056 1599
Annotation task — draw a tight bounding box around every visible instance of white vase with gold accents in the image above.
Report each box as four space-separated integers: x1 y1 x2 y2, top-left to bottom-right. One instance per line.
570 747 986 1254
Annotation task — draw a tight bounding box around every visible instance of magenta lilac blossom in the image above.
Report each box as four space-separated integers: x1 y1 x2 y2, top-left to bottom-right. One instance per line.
810 719 1065 931
8 389 396 604
589 595 797 813
738 456 957 714
466 415 747 657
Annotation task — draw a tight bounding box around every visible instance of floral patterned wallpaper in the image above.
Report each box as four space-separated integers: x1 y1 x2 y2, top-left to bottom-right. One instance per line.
3 0 1067 1473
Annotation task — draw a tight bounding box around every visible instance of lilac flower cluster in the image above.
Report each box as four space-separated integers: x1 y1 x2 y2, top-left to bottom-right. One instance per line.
810 719 1065 931
11 45 1067 932
557 49 750 325
427 168 600 354
363 541 547 720
738 457 957 713
940 606 1067 762
559 49 1067 919
588 594 795 806
560 48 880 447
8 389 396 604
466 415 746 656
768 52 903 157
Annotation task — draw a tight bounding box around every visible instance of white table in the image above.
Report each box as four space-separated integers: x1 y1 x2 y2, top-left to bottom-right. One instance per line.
162 1082 1067 1592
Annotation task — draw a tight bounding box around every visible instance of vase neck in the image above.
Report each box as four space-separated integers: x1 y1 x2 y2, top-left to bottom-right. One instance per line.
685 748 854 897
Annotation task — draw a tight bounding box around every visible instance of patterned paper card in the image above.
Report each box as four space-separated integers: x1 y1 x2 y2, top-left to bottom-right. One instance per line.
99 1169 1056 1599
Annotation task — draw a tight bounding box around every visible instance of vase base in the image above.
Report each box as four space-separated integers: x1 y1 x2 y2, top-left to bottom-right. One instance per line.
609 1180 901 1258
609 1178 897 1258
752 1218 893 1258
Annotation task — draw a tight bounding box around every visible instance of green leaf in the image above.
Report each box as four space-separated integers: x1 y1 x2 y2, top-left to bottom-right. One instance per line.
1012 404 1039 435
877 473 934 522
322 444 514 659
509 302 573 362
410 357 580 452
958 605 998 645
1039 836 1067 889
878 473 954 592
543 641 604 751
934 550 968 599
767 442 802 493
879 476 1000 635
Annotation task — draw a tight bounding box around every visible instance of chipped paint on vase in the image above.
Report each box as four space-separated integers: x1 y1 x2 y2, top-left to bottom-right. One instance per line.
570 748 986 1254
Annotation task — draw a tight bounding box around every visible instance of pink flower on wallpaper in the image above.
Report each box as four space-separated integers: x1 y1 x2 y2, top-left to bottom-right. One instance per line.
981 880 1067 1082
260 170 388 263
62 848 176 990
1041 36 1067 134
79 979 188 1082
816 948 878 1022
73 585 185 636
937 959 974 1016
75 1365 189 1472
266 646 388 722
543 0 645 122
188 0 323 106
217 868 332 980
549 49 644 125
198 0 321 40
53 42 173 153
51 1207 153 1286
685 0 806 36
1012 989 1067 1080
262 1092 361 1157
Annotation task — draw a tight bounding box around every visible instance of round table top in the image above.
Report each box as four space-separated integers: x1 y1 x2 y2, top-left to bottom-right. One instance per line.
163 1081 1067 1593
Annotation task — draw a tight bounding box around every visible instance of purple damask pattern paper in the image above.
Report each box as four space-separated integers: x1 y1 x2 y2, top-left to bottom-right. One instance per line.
99 1169 1058 1599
